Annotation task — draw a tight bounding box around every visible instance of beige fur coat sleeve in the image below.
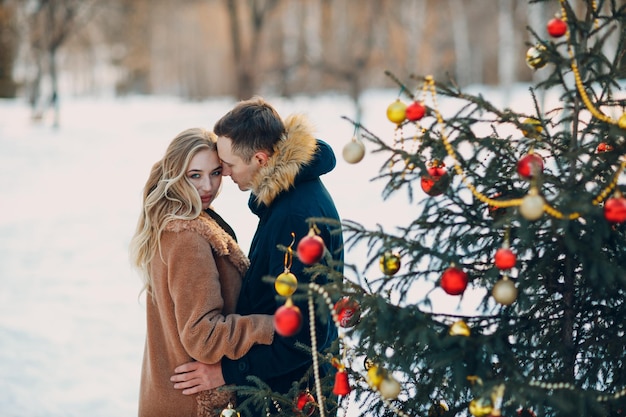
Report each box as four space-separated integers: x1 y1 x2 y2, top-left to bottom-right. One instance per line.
150 216 274 363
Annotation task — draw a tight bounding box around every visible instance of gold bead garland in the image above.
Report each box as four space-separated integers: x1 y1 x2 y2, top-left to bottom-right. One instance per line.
420 75 625 220
562 0 623 127
528 380 626 403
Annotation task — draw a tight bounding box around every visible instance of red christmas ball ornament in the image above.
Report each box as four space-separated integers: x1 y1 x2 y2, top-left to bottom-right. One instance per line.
274 300 302 337
494 247 516 270
421 160 451 196
547 16 567 37
334 297 361 328
406 101 426 121
604 192 626 223
440 266 469 295
517 153 544 179
295 391 316 417
597 142 614 153
297 229 325 265
517 408 537 417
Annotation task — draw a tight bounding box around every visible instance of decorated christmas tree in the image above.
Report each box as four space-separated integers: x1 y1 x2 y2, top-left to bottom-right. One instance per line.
229 1 626 417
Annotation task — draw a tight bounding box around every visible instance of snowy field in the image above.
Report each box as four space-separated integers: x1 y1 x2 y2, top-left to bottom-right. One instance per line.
0 87 533 416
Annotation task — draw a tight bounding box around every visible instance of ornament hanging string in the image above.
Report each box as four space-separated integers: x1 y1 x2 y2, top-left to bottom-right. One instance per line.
284 233 295 271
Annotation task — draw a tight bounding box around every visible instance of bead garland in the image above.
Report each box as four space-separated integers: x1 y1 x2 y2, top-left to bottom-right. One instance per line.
307 286 326 417
529 380 626 402
420 75 625 220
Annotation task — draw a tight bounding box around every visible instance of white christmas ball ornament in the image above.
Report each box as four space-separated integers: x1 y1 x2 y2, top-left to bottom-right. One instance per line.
378 376 401 400
520 188 544 220
342 137 366 164
492 277 518 305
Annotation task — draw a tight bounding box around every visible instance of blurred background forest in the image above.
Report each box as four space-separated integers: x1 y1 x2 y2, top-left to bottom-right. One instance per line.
1 0 625 120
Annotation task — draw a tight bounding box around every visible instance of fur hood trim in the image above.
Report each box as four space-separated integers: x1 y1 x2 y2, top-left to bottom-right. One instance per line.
164 213 249 275
250 113 317 206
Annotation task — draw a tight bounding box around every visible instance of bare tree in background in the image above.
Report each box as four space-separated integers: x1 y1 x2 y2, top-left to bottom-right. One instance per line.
109 0 152 96
0 0 18 97
5 0 573 102
448 0 472 86
224 0 282 100
498 0 516 105
399 0 427 78
23 0 96 126
315 0 385 122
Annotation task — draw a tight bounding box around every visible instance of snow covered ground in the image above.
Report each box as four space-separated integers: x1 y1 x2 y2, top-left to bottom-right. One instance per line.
0 88 529 416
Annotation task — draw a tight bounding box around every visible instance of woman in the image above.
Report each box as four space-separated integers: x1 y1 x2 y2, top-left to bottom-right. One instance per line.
130 128 274 417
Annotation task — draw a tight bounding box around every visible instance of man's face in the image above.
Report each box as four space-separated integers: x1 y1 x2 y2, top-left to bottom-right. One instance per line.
216 136 264 191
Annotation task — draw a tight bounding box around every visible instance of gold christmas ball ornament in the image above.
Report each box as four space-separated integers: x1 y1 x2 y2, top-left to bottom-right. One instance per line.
386 99 407 125
521 117 543 138
274 271 298 297
469 397 494 417
378 375 402 400
618 112 626 130
519 187 545 220
342 136 366 164
492 277 518 305
379 251 401 276
449 320 471 337
525 45 548 70
366 365 385 389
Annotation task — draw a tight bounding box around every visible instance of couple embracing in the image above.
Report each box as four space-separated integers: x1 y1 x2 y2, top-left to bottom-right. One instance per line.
130 97 343 417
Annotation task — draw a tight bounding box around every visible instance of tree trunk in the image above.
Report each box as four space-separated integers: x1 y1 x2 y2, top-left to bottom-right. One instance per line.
0 1 18 98
448 0 471 86
498 0 515 105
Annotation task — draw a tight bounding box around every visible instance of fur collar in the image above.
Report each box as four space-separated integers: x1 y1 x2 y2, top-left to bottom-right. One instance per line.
250 113 317 206
164 212 250 275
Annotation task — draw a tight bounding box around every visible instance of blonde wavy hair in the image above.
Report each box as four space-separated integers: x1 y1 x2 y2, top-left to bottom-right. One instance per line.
129 128 218 295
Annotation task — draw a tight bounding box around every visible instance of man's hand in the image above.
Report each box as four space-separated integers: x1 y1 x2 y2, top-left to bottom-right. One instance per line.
170 361 225 395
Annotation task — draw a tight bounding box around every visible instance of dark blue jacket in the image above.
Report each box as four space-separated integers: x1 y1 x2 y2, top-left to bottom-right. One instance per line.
222 115 343 394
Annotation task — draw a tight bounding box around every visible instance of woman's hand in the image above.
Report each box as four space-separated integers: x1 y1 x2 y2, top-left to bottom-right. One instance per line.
170 361 225 395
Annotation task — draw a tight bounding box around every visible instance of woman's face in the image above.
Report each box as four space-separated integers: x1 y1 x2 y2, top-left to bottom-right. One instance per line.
187 149 223 210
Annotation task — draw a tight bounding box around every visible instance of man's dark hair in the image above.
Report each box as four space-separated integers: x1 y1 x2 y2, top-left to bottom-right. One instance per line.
214 96 286 163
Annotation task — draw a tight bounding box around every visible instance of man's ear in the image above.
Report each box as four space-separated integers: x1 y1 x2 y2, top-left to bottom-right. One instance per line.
254 151 270 167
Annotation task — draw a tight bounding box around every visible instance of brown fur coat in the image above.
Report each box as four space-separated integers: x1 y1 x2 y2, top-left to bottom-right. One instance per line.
138 212 274 417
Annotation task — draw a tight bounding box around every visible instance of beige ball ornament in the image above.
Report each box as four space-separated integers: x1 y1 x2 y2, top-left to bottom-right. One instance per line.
379 375 401 400
220 403 240 417
492 276 518 305
519 187 544 220
342 136 366 164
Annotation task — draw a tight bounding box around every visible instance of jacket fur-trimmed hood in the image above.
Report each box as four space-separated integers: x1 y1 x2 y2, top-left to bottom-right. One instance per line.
163 212 249 275
250 113 318 207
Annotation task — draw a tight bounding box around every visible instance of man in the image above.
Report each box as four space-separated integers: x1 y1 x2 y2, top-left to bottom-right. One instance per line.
171 97 343 399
